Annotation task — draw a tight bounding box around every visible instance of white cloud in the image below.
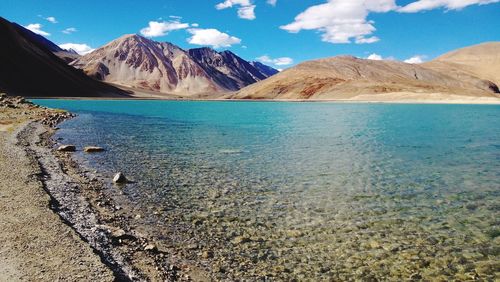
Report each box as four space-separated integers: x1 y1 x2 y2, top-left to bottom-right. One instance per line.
237 5 257 19
366 53 422 62
366 53 396 60
140 20 190 37
281 0 397 44
59 43 95 55
215 0 256 20
45 16 58 24
24 23 50 36
404 55 426 64
356 36 380 44
267 0 278 6
399 0 499 13
367 53 383 60
62 27 77 34
216 0 251 9
257 55 294 66
187 28 241 48
281 0 498 44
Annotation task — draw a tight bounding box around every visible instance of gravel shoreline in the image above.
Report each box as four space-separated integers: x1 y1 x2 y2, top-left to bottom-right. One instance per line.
1 95 192 281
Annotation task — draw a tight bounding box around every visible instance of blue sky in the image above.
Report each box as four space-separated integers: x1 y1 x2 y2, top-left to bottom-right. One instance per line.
1 0 499 68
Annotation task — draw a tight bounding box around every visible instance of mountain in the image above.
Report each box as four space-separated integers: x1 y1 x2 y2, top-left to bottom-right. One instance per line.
234 53 499 100
187 48 272 90
250 61 279 77
0 17 128 97
71 34 222 95
71 35 276 95
54 48 81 64
12 22 80 63
423 42 500 86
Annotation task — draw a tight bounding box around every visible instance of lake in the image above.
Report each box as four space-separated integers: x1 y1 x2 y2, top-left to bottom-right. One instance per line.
32 100 500 280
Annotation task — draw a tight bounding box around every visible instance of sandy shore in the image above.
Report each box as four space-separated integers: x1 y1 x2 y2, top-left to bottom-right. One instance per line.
225 91 500 104
0 95 193 281
29 90 500 104
333 92 500 104
0 98 114 280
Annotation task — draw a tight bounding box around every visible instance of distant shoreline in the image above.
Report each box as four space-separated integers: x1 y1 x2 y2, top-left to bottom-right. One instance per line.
25 86 500 104
28 94 500 105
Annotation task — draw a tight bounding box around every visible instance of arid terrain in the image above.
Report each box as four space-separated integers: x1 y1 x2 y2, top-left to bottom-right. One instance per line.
1 16 498 102
424 42 500 86
233 43 500 102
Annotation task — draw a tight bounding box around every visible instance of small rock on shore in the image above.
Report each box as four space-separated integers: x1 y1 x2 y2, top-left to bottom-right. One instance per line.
84 146 105 153
113 172 128 184
57 145 76 152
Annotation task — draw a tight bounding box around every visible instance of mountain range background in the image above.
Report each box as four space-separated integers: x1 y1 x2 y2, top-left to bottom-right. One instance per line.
0 16 498 101
70 34 278 97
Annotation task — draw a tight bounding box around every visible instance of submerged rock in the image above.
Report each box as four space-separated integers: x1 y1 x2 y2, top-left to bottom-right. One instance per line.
113 172 128 184
84 146 105 153
57 145 76 152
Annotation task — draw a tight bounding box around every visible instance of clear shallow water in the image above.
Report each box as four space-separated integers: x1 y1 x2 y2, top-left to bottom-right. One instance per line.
32 100 500 280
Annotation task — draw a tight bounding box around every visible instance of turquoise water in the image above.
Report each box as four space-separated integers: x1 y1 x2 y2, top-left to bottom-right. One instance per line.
32 100 500 280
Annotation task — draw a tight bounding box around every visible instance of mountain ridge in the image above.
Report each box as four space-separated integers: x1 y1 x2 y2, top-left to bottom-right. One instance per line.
12 22 81 63
1 15 497 101
71 35 278 96
423 42 500 86
233 46 500 100
0 17 128 97
249 61 280 77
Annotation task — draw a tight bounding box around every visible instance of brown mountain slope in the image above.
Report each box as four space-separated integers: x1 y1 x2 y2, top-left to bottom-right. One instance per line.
233 56 499 100
423 42 500 86
71 35 277 96
71 34 221 95
0 17 128 97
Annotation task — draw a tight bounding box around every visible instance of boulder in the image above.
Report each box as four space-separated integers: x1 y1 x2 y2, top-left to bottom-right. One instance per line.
144 244 157 252
110 228 127 239
108 227 137 245
84 146 105 153
57 145 76 152
113 172 128 184
15 97 27 104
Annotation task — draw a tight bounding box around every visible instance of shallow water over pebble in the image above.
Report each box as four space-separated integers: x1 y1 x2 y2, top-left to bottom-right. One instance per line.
32 100 500 280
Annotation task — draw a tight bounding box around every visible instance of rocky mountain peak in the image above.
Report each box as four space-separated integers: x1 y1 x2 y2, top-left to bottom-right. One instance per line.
71 36 277 95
